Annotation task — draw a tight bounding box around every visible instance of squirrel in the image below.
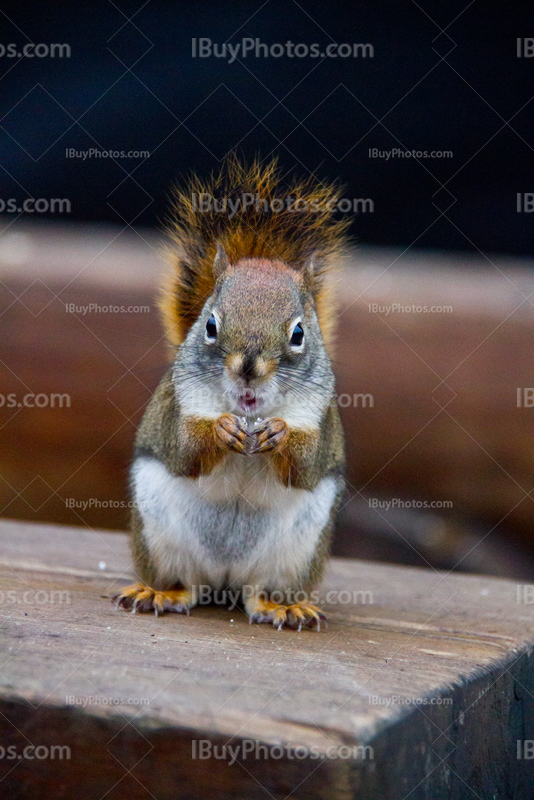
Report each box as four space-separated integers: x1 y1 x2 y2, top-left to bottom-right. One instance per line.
114 157 348 631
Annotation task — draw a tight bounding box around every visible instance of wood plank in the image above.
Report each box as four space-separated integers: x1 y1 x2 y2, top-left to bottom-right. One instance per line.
1 519 533 798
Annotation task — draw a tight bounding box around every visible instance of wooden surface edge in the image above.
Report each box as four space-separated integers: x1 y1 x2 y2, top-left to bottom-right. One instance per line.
1 519 534 798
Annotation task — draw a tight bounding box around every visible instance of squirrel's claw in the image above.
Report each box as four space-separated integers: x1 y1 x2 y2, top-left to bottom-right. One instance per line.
214 413 248 454
248 418 289 455
113 583 194 616
286 603 327 632
247 597 326 632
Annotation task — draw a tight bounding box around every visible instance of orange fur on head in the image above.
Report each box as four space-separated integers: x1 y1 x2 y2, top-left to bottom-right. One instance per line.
158 156 349 355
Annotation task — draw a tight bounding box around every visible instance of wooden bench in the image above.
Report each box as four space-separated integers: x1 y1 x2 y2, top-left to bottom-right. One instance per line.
1 519 533 799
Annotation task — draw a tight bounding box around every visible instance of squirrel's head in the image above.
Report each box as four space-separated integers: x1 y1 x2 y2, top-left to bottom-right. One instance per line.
182 247 332 418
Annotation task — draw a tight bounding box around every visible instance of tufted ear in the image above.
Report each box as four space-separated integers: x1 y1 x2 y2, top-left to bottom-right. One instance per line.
302 253 319 294
213 243 230 279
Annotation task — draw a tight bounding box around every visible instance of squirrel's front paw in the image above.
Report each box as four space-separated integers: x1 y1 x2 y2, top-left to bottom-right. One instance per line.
214 413 248 453
249 417 289 454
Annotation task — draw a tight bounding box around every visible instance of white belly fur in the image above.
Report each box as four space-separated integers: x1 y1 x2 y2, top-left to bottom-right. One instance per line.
132 455 338 591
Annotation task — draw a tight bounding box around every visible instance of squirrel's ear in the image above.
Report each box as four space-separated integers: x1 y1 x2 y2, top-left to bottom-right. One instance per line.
213 243 230 279
302 254 317 291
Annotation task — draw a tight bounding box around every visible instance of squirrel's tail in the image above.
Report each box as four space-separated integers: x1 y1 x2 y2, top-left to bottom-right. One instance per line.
159 155 349 351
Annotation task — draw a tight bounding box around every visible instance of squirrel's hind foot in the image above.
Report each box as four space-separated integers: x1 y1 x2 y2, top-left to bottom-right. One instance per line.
113 583 194 616
246 596 326 632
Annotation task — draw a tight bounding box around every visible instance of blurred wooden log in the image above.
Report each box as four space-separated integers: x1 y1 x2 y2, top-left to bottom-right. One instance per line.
334 249 534 551
1 220 533 567
0 519 533 799
0 221 165 532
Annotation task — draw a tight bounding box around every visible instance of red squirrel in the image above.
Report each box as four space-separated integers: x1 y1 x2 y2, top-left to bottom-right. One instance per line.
114 158 347 630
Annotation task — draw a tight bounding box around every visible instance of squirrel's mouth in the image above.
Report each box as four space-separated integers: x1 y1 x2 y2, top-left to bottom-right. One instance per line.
237 389 260 414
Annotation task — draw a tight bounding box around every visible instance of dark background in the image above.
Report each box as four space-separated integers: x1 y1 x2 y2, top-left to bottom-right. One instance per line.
1 0 533 254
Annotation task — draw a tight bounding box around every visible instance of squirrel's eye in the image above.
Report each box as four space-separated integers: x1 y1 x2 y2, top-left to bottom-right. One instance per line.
205 315 217 341
289 322 304 348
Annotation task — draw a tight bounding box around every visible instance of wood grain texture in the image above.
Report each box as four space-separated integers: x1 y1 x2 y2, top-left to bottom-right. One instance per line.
0 519 533 799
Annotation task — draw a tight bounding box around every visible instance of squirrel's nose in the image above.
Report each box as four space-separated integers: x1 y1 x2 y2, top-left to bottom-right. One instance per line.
226 353 268 384
241 356 255 382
